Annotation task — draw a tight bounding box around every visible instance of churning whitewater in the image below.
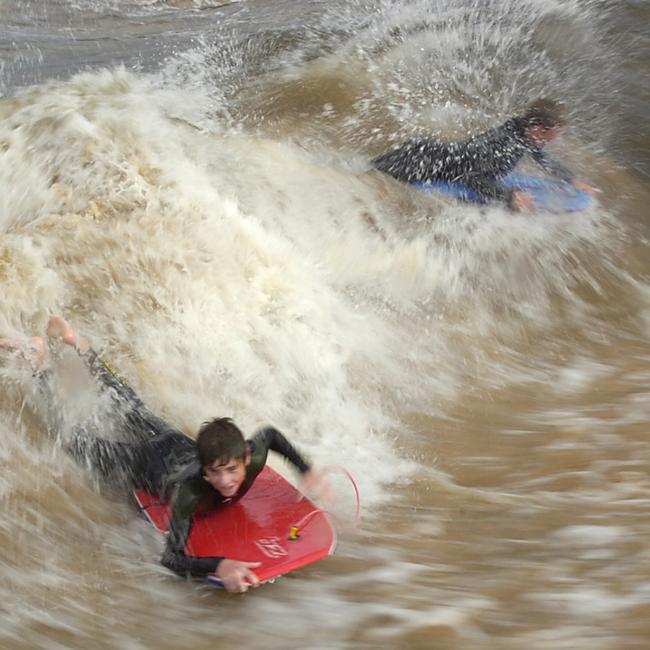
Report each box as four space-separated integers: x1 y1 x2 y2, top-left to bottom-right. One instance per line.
1 1 649 649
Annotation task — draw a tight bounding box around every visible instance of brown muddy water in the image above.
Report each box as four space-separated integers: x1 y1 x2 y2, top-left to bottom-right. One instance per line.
0 1 649 649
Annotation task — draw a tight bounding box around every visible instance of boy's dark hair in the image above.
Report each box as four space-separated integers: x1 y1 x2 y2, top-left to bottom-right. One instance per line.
196 417 247 467
521 98 567 129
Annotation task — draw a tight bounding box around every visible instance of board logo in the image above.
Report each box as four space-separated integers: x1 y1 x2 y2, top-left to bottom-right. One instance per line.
255 537 288 558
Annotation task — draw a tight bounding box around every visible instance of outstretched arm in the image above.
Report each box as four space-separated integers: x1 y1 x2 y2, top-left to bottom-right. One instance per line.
462 174 512 203
251 426 311 474
462 174 538 213
251 427 333 500
530 148 574 183
531 149 600 194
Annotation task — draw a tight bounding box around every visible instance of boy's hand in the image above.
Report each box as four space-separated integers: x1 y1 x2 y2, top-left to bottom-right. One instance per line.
215 559 261 593
572 179 600 195
301 469 335 504
510 191 535 213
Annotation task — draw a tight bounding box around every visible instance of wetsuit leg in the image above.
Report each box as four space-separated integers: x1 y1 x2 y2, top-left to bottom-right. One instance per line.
460 173 510 203
83 350 170 442
67 428 196 494
373 139 449 184
39 350 197 494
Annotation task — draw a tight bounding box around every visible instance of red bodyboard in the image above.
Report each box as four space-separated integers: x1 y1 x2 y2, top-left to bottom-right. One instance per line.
134 466 336 584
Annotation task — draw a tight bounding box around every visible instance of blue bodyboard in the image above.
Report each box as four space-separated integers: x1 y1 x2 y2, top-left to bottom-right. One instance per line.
414 175 593 213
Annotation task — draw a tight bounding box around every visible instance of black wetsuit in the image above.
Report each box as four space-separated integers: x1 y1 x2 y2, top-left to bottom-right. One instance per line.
47 351 311 579
160 426 310 577
372 117 574 203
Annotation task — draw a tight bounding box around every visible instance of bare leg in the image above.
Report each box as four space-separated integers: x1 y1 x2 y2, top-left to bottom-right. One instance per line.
0 336 47 372
46 316 90 354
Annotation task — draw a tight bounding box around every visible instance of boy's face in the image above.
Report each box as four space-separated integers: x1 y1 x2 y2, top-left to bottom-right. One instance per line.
528 124 561 146
203 453 250 498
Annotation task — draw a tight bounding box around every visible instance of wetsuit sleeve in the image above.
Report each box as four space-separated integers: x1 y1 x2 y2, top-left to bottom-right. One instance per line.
160 484 224 578
463 175 512 203
530 148 574 183
251 427 311 474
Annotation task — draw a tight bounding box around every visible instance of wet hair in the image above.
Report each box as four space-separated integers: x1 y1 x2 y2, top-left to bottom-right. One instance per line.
521 98 567 129
196 417 247 467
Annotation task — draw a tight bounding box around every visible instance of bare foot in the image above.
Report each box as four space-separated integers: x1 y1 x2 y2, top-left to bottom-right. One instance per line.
0 336 47 371
0 337 25 352
46 316 89 353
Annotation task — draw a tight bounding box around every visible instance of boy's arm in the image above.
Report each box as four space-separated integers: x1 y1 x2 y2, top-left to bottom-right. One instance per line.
160 485 224 578
463 174 512 203
530 148 574 183
251 427 311 474
160 484 261 591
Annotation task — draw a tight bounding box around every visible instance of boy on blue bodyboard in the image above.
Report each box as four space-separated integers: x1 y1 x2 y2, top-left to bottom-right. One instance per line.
1 318 329 593
372 98 597 211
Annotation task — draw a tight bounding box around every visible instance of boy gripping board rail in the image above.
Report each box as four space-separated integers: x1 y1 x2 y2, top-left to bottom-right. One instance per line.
414 174 594 213
135 465 359 588
0 317 339 593
373 98 599 213
134 465 339 588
